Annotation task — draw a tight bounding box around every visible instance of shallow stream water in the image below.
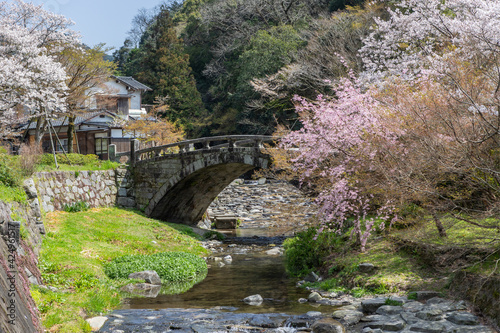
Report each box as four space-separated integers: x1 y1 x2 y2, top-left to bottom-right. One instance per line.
121 228 338 315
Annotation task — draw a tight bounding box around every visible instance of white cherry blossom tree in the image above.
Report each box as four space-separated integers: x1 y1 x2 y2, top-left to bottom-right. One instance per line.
0 0 80 141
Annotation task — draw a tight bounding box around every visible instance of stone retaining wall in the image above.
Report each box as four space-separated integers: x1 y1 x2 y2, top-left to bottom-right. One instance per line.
34 170 119 212
0 181 46 332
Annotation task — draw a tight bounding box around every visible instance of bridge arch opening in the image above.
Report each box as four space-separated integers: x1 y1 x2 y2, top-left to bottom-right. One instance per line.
149 163 256 225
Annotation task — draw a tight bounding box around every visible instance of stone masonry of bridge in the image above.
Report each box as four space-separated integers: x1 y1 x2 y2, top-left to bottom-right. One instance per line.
111 136 274 225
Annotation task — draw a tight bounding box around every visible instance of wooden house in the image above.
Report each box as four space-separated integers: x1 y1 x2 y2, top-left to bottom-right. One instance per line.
23 76 151 159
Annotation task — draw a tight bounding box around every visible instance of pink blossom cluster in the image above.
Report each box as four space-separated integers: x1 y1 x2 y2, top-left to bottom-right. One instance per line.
282 77 398 251
284 0 500 250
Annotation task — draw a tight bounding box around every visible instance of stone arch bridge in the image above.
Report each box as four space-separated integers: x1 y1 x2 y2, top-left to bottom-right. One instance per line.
109 135 275 225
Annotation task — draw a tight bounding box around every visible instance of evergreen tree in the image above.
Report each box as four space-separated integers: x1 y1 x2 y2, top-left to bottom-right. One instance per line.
137 8 205 133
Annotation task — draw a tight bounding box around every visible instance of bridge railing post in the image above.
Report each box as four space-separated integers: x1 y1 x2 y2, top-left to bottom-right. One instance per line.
130 139 138 166
254 139 263 149
203 140 210 150
228 138 234 150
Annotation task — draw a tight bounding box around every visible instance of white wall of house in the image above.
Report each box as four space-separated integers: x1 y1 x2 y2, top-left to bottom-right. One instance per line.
84 78 146 120
89 114 115 123
110 129 123 138
105 80 142 110
105 80 128 95
131 90 142 110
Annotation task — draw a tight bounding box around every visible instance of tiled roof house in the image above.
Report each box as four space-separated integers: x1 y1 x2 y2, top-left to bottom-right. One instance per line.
23 76 151 159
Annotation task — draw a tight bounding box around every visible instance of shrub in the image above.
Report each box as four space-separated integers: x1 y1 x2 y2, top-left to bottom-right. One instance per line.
104 252 207 282
283 227 343 277
385 298 403 306
0 158 18 187
18 143 42 176
63 201 90 213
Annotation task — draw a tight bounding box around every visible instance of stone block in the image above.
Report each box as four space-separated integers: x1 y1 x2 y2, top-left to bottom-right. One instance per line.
308 292 322 302
415 307 444 321
363 319 405 331
359 263 375 273
214 216 238 229
415 291 441 301
375 305 403 316
243 294 263 305
23 179 38 199
120 283 161 298
446 312 479 326
362 297 387 313
117 197 136 208
332 309 363 325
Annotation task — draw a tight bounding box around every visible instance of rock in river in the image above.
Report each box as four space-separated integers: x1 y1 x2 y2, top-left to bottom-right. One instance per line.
120 283 161 298
243 294 264 305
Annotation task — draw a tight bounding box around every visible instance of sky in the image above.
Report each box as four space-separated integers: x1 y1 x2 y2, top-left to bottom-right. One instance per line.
31 0 163 53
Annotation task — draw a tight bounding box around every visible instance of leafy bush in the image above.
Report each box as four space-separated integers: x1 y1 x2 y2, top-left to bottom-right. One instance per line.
284 227 343 277
104 252 207 282
63 201 90 213
72 273 99 290
0 155 19 187
407 292 418 300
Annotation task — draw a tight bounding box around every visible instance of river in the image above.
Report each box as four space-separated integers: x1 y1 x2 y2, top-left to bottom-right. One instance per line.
98 225 345 333
122 229 336 315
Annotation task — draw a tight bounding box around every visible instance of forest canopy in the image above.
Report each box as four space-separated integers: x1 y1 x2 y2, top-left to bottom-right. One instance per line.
113 0 367 137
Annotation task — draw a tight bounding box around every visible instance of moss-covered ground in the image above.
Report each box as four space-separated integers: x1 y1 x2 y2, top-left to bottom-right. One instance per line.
290 215 500 300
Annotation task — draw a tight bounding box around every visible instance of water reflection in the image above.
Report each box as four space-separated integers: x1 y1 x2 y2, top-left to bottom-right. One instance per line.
122 253 333 315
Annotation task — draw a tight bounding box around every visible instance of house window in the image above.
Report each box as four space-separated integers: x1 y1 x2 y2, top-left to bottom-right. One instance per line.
95 138 108 155
56 139 68 152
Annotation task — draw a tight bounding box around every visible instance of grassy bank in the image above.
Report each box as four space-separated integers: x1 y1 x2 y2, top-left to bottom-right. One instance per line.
33 207 209 332
286 215 500 299
34 153 120 172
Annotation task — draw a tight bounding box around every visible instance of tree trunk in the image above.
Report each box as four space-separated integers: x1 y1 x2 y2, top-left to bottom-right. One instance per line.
67 115 76 153
432 212 447 238
34 117 47 144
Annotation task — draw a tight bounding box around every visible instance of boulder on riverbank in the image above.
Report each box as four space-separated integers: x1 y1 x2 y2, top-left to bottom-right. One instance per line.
311 318 345 333
86 316 108 331
128 270 161 285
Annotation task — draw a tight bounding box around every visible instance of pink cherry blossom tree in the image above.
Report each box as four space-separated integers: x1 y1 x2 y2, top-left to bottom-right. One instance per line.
282 0 500 249
281 75 399 252
0 0 80 140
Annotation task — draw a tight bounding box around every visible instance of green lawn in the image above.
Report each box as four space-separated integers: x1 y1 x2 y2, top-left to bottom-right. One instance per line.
33 207 208 333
